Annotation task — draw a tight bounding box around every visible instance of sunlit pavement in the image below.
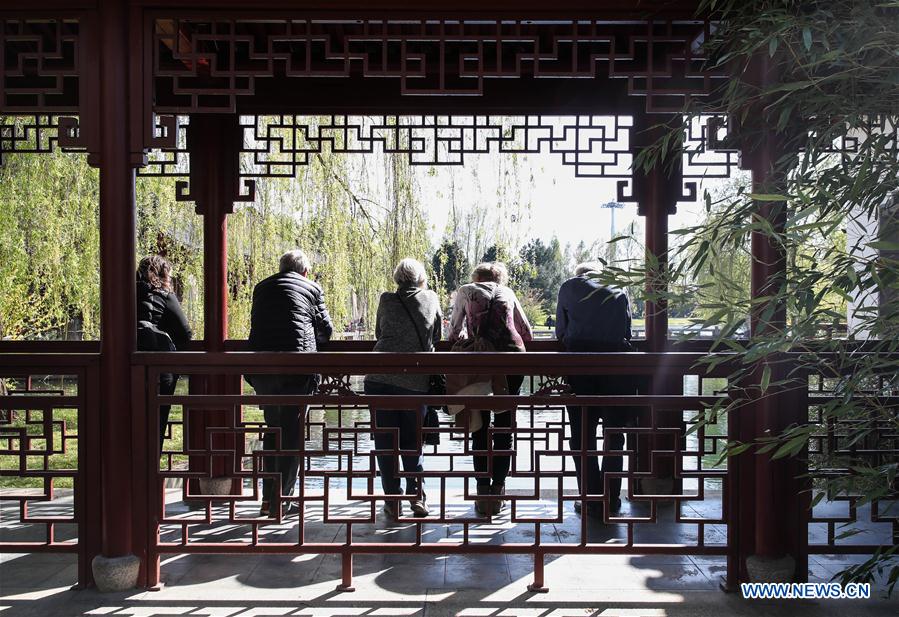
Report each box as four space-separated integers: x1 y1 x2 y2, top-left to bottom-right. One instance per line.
2 548 898 616
3 491 898 616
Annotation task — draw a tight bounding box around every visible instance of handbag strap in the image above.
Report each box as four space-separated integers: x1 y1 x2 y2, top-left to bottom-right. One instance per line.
396 291 430 352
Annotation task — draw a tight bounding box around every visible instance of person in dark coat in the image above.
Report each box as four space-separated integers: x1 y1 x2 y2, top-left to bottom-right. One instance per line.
248 249 334 517
556 262 634 517
136 255 193 451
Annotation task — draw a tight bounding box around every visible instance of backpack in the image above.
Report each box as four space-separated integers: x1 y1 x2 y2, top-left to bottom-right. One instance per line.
137 320 176 352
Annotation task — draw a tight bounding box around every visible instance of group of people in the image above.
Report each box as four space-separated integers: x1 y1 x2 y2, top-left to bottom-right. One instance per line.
136 249 636 520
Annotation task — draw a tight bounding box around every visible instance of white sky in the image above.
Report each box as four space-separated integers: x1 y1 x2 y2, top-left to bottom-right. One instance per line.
415 148 710 251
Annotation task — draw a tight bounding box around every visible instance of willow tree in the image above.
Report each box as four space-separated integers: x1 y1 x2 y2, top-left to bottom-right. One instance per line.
0 143 100 340
226 116 431 338
136 175 205 333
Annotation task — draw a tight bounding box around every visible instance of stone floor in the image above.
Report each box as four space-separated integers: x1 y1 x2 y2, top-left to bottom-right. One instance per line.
2 491 898 616
2 544 898 616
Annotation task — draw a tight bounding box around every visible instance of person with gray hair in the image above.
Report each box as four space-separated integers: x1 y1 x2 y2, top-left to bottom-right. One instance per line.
555 261 634 518
364 257 442 520
279 249 310 276
449 261 532 516
248 249 334 518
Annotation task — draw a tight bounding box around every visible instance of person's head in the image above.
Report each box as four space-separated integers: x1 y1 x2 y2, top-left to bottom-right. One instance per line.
574 261 603 277
393 257 427 288
137 255 173 292
279 249 310 276
471 261 509 286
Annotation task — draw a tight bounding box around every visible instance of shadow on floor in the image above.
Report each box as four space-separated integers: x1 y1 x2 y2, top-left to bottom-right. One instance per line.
2 550 898 617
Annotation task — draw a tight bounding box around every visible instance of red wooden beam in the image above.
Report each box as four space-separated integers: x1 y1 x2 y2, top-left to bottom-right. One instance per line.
131 350 733 374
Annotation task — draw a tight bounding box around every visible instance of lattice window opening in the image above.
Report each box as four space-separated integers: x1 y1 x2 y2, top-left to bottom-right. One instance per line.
0 373 80 546
805 401 894 483
0 115 87 166
680 114 743 204
809 496 899 549
240 114 634 180
821 115 899 157
1 19 82 113
152 18 723 114
139 114 190 178
681 373 729 461
806 370 899 550
682 115 739 176
679 114 899 203
143 114 748 213
142 113 651 218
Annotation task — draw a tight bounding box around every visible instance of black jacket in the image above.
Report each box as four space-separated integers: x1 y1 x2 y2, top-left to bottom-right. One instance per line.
248 271 334 352
136 281 193 351
555 275 632 352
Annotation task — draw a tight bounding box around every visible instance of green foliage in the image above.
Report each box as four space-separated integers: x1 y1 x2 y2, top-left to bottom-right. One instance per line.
517 287 550 327
0 136 100 339
679 175 753 323
517 237 567 314
223 128 432 338
431 239 469 298
136 175 205 334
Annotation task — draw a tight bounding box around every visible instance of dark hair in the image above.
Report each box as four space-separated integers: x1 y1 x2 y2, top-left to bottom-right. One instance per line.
137 255 173 291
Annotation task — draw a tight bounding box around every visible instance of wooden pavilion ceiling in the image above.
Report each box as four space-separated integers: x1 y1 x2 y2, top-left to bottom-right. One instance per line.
0 1 715 161
152 16 719 116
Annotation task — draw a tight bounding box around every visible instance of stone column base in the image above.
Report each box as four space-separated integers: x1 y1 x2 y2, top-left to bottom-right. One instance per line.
198 476 233 495
746 554 796 583
91 554 140 592
639 477 675 495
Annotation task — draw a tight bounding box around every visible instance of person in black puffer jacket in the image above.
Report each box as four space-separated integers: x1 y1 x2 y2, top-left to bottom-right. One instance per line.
248 249 334 517
136 255 193 451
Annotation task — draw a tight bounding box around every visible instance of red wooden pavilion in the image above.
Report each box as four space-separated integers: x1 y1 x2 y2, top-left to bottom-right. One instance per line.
0 0 875 594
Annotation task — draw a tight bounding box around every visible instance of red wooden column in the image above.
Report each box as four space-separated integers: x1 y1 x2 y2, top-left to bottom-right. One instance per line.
735 53 807 584
632 113 683 496
91 0 145 591
185 114 248 494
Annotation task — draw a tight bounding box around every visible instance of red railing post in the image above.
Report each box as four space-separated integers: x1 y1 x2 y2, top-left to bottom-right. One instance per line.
78 359 103 589
130 364 155 588
528 551 549 593
337 552 355 592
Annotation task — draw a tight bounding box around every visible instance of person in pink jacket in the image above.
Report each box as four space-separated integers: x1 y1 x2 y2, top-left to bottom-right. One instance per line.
449 262 533 515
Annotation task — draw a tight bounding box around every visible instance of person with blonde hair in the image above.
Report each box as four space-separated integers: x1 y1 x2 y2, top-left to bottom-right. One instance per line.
448 261 532 516
364 258 442 520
